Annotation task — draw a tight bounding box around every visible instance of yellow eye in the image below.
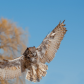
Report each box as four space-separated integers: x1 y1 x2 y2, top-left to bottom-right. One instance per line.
30 51 32 54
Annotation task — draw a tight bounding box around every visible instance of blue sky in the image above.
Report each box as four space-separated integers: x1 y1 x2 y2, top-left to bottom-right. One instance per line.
0 0 84 84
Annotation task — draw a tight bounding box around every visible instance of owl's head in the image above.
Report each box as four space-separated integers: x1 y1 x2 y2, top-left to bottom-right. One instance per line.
23 47 37 62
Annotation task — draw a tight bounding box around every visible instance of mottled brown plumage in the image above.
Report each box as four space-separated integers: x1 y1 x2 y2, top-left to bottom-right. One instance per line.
0 21 67 82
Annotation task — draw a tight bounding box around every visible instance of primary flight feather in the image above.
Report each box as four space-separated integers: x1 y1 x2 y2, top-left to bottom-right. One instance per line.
0 20 67 82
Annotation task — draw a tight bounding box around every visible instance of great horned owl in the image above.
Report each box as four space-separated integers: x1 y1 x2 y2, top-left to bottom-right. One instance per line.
0 21 67 82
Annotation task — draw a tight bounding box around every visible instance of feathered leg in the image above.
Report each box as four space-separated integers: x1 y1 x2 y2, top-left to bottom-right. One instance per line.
26 63 48 82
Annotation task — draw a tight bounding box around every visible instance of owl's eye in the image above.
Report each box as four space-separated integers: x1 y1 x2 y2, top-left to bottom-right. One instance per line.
27 57 30 59
29 51 32 54
30 51 32 54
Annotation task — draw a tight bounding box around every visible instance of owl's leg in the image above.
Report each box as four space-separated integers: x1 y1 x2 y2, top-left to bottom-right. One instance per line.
36 64 42 82
36 64 40 82
30 69 33 81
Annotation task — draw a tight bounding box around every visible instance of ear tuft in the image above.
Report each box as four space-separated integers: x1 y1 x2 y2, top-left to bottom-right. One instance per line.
23 47 29 56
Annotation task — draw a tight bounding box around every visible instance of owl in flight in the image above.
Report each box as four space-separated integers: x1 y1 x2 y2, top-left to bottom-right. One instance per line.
0 20 67 82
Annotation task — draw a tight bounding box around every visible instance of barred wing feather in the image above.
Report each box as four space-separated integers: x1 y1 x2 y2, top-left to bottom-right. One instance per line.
37 20 67 63
0 56 24 80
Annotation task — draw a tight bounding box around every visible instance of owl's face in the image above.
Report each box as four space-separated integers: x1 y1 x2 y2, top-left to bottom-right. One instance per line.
27 49 37 63
24 47 37 63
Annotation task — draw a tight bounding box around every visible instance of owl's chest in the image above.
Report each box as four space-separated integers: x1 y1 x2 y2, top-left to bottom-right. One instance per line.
24 55 38 69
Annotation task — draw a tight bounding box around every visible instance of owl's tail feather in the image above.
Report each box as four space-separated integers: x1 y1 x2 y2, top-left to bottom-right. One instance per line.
26 63 48 82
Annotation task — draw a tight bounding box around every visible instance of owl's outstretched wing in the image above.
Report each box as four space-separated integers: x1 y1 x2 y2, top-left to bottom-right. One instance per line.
37 20 67 63
0 56 24 80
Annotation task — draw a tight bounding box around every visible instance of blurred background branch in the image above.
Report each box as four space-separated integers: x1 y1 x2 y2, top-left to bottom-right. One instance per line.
0 18 28 84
